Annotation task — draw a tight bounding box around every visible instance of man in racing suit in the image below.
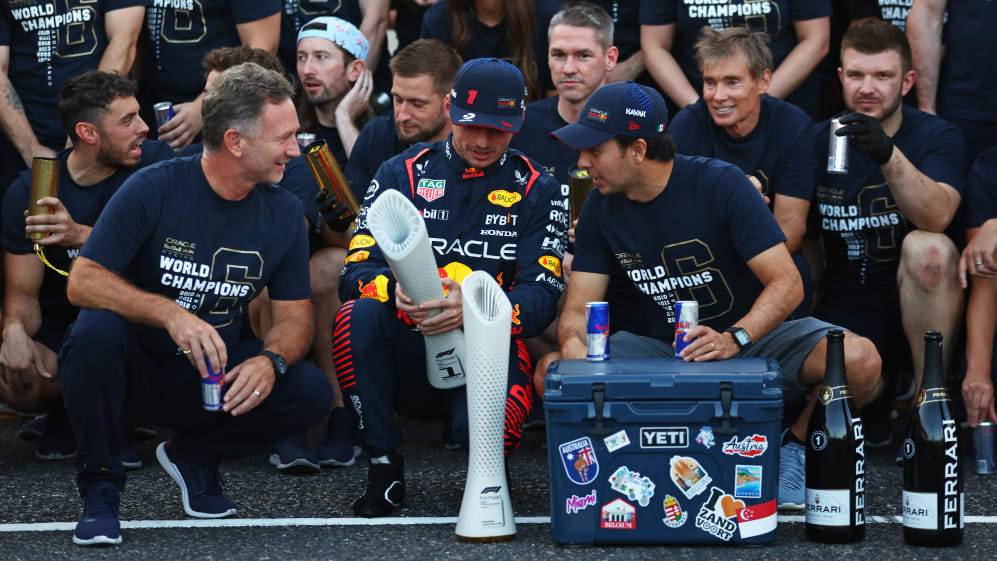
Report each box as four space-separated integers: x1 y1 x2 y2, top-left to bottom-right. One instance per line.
334 58 567 517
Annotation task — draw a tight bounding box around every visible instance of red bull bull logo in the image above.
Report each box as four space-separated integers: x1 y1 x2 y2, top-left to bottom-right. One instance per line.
357 275 391 302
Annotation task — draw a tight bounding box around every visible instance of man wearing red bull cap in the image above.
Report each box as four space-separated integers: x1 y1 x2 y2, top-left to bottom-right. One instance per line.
335 58 566 517
539 80 883 510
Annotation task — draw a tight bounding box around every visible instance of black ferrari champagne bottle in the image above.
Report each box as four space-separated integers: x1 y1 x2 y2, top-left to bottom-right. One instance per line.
806 329 865 543
903 330 963 546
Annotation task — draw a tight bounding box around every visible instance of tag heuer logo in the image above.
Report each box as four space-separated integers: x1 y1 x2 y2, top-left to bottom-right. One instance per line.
417 178 446 202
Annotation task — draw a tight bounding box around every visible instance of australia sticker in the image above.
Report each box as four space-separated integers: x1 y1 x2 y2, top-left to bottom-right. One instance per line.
559 436 599 485
734 465 762 498
608 466 655 507
670 456 713 500
696 426 715 449
722 434 768 458
600 498 636 529
662 494 688 528
603 429 631 453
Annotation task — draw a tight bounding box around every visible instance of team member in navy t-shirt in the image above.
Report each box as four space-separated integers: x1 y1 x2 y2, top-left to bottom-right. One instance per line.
142 0 281 151
544 81 881 510
0 0 145 191
59 64 330 547
957 147 997 428
640 0 830 118
813 20 965 446
0 72 172 463
669 27 817 319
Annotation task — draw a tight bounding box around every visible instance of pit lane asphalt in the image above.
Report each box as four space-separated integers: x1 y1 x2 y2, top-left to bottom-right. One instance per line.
2 413 995 561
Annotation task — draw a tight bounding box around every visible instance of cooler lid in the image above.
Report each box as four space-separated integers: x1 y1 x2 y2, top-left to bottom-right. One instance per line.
544 358 782 401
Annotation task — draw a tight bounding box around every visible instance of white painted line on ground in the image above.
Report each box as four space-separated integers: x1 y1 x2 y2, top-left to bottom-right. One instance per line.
3 515 997 533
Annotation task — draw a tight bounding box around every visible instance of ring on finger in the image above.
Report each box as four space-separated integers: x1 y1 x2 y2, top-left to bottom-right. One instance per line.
710 342 715 350
252 389 262 397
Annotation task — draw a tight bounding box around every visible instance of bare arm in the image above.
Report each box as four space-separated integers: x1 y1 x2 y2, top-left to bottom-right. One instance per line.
882 147 961 232
607 51 646 83
98 6 145 75
962 226 997 426
236 13 280 54
733 243 802 342
640 24 698 108
556 270 610 360
335 69 372 156
0 252 46 381
772 194 810 253
66 256 228 376
906 0 946 114
768 17 829 99
0 46 56 165
359 0 390 71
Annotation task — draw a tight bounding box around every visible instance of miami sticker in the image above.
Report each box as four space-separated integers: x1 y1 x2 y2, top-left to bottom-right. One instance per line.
608 466 655 507
559 436 599 485
669 456 712 500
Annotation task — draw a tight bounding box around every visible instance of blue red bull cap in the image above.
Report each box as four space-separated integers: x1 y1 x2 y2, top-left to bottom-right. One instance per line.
448 58 525 133
297 16 369 62
552 81 668 150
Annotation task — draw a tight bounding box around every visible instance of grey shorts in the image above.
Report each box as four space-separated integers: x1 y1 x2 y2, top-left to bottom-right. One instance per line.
608 317 840 403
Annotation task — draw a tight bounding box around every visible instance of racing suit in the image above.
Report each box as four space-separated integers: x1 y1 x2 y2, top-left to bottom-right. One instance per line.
335 136 568 456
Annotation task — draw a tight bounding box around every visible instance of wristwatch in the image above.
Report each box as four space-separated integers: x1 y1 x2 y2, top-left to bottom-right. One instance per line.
259 350 287 377
724 327 752 350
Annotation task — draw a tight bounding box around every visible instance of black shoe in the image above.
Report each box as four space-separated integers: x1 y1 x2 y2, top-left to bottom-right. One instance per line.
352 455 405 517
19 414 47 440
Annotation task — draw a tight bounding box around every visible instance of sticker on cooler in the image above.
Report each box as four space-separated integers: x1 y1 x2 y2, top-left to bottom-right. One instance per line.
695 426 715 449
669 456 713 499
559 436 599 485
805 488 851 526
721 434 769 458
902 491 937 530
737 499 778 539
600 498 636 529
566 490 598 514
734 465 762 498
694 487 742 541
608 466 655 507
662 495 688 528
603 429 631 453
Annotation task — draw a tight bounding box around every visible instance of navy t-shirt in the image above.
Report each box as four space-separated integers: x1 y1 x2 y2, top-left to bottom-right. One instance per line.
639 0 829 115
420 0 561 93
0 0 146 145
591 0 641 61
572 155 786 342
344 113 407 193
278 0 361 78
967 146 997 229
1 140 174 323
938 1 997 124
813 106 966 292
81 155 311 353
143 0 281 104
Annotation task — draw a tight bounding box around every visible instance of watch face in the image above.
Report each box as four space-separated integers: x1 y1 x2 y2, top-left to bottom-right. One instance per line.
275 356 287 375
735 330 751 346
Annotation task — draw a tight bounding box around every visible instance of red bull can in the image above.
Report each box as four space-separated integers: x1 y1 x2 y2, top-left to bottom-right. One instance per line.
827 117 849 175
974 421 995 474
586 301 610 361
674 301 699 358
296 133 317 152
202 355 226 412
154 101 174 128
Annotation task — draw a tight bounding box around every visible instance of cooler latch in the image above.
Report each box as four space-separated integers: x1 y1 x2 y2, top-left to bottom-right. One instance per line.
588 382 611 436
713 382 737 435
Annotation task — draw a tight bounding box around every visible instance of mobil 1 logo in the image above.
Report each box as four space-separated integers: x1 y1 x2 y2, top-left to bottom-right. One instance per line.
640 427 689 449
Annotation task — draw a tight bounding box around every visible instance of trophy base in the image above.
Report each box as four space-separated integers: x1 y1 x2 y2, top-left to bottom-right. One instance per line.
456 532 516 543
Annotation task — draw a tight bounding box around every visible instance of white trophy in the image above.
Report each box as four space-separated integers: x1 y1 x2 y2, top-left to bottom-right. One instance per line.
455 270 516 542
366 189 466 389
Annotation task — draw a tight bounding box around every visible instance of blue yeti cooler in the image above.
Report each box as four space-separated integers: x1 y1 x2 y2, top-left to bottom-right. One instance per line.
544 358 783 546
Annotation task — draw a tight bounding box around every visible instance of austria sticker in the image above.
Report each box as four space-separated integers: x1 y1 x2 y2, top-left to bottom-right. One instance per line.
721 434 769 458
737 499 777 539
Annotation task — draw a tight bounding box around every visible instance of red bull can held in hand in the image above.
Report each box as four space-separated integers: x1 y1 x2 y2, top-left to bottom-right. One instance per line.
154 101 174 128
202 355 225 412
674 301 699 358
586 302 610 361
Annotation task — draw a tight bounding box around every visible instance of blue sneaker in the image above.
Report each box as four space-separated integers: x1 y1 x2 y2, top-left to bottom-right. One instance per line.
156 441 237 518
269 434 321 473
19 413 47 440
778 429 805 510
317 408 360 467
73 482 122 546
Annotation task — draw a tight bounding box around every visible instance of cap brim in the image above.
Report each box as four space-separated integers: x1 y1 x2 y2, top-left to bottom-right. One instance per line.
551 121 615 150
449 103 523 133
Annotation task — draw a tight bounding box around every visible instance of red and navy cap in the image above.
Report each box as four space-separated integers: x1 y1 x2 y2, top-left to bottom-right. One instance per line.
552 81 668 150
448 58 526 133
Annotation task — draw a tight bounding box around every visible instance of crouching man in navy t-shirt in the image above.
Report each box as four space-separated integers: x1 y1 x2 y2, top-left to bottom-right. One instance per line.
59 63 331 547
538 81 883 512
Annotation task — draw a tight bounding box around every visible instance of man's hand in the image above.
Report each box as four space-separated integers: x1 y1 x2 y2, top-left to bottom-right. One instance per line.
747 175 771 205
395 278 463 336
158 99 202 150
837 112 894 165
676 325 740 362
336 69 373 123
962 372 997 427
165 310 228 378
959 220 997 287
222 355 274 416
24 198 88 248
21 144 57 167
0 327 49 391
316 190 357 232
